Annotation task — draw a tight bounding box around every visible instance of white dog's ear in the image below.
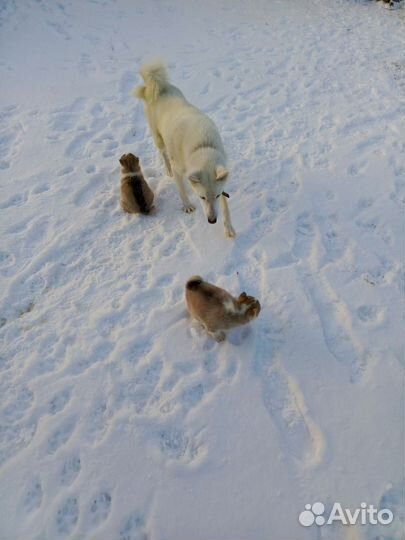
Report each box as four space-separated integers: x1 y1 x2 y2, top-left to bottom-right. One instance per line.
216 166 228 181
189 172 201 184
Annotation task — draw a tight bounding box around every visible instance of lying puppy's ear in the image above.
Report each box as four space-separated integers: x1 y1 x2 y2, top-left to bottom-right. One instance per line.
216 166 228 181
238 292 247 302
189 172 201 184
119 154 127 166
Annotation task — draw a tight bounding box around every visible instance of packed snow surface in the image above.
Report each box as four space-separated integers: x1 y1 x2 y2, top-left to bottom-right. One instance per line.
0 1 404 539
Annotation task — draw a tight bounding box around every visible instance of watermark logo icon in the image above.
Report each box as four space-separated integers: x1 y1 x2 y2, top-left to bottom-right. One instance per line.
298 502 394 527
299 502 325 527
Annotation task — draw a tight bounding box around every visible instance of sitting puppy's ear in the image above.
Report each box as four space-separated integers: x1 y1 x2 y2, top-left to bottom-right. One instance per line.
189 172 201 184
128 154 140 169
119 154 127 166
238 292 247 302
216 166 228 181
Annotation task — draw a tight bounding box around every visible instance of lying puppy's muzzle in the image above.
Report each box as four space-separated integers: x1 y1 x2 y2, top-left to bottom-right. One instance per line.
208 217 217 224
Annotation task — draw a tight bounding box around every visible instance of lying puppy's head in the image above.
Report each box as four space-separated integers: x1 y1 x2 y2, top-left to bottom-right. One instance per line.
188 166 228 224
237 292 261 320
119 153 141 174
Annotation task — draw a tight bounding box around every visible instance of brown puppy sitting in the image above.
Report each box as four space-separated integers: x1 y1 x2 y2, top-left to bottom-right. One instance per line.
119 153 154 214
185 276 261 341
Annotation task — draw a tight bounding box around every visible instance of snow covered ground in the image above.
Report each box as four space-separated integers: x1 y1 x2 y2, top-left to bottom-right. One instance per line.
1 0 404 539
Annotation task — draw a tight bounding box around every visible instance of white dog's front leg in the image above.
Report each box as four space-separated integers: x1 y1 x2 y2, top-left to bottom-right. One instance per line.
173 171 195 213
220 194 236 238
161 151 173 177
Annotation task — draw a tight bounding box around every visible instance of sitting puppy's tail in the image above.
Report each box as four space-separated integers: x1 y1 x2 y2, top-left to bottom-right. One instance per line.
186 276 204 291
133 61 169 103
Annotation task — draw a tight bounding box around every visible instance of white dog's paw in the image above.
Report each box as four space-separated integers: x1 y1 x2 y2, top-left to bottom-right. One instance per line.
183 204 195 213
225 226 236 238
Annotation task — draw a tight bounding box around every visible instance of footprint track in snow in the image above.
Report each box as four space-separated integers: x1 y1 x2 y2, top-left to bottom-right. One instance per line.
255 353 325 469
0 250 15 269
122 336 155 366
60 455 81 486
65 130 95 160
51 98 86 116
86 164 96 174
83 398 110 445
32 182 51 195
88 491 112 528
356 305 384 325
48 113 78 133
156 423 206 465
347 159 368 177
153 273 176 288
293 213 371 382
4 217 31 235
102 139 119 158
21 479 43 514
46 19 72 41
57 165 74 177
119 513 148 540
362 256 400 288
250 246 325 470
46 418 76 455
0 191 28 209
1 386 34 423
278 158 300 194
158 426 190 460
116 356 163 414
317 213 349 264
55 496 79 536
0 104 19 126
0 121 23 169
23 217 50 251
0 421 37 467
48 388 72 416
67 341 114 375
158 231 186 259
73 173 105 207
47 98 86 142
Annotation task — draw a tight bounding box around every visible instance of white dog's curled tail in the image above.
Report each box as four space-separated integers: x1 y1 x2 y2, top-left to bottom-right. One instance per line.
133 61 168 102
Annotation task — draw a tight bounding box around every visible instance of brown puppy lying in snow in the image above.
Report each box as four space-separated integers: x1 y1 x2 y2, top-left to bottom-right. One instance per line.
185 276 261 341
119 153 154 214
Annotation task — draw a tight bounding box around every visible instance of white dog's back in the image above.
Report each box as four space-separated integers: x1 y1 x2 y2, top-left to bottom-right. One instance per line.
134 61 225 169
134 61 235 237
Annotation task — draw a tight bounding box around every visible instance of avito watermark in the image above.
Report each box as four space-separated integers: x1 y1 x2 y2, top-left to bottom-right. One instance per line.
298 502 394 527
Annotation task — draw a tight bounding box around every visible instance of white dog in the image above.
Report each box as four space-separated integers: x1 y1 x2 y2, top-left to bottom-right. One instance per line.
134 62 235 238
